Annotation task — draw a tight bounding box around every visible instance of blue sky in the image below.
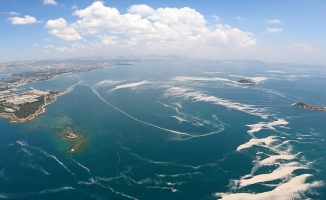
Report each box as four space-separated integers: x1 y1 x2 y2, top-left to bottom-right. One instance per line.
1 0 325 64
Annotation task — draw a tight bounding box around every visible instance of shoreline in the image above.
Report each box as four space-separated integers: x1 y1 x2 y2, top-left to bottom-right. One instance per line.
0 93 61 123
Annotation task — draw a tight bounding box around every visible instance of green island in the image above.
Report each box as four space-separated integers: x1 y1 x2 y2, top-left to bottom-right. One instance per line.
292 102 326 111
0 89 60 123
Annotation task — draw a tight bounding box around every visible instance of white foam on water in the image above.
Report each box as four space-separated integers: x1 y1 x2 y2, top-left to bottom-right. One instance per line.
38 187 74 194
91 87 196 138
239 162 305 188
47 155 75 177
145 186 179 192
164 87 269 119
72 159 91 174
79 180 138 200
96 79 120 86
236 136 278 151
108 81 148 92
18 141 75 177
172 76 234 83
166 182 187 186
246 119 289 136
0 143 13 148
215 174 323 200
258 154 296 166
156 172 202 178
27 163 50 176
18 148 33 156
62 78 81 94
171 116 188 123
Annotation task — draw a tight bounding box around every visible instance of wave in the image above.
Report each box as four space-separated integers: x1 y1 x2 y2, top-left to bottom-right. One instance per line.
107 81 148 92
164 87 269 119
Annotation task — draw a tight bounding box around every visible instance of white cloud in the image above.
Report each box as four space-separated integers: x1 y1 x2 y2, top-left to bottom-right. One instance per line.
98 35 118 45
8 15 37 25
266 28 282 33
45 18 82 40
68 2 255 48
267 19 282 24
212 15 219 22
56 43 86 52
33 43 38 46
43 0 57 5
71 5 78 10
289 44 313 52
9 12 19 15
44 45 54 48
236 16 245 20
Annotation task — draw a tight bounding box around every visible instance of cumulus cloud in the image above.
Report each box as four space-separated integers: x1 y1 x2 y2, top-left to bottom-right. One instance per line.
45 18 82 40
266 28 282 33
43 0 57 5
267 19 282 24
56 43 86 52
8 15 37 25
98 35 118 45
68 2 255 48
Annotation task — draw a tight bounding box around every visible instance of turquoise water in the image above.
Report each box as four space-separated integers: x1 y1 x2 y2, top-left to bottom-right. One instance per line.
0 61 326 199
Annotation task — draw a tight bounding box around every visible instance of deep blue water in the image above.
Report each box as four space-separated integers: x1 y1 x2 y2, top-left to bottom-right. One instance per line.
1 61 326 199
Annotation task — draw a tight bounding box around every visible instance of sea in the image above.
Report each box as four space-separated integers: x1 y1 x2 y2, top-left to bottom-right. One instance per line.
0 60 326 200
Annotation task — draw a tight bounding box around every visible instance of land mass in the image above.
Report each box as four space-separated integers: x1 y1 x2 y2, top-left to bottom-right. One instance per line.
292 102 326 111
236 79 256 84
0 89 60 123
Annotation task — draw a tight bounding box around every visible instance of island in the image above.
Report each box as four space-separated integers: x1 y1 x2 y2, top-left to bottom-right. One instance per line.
292 102 326 111
0 88 60 123
236 79 256 84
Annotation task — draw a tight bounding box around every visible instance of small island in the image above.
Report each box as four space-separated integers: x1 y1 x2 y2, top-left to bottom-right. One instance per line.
292 102 326 111
236 79 256 84
0 89 60 123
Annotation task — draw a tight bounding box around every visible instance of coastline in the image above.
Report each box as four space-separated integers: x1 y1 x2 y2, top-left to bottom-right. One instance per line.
0 93 60 123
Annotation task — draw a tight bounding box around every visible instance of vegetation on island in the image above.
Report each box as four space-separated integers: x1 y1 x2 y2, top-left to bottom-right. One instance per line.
13 96 44 119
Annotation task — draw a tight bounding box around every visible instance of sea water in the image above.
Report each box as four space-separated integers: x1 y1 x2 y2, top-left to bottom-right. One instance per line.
0 60 325 199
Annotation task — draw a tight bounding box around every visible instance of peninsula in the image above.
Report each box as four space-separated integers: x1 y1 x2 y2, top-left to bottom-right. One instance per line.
292 102 326 111
0 89 60 123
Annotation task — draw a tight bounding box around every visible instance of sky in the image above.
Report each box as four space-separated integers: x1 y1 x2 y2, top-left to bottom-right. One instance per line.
0 0 326 64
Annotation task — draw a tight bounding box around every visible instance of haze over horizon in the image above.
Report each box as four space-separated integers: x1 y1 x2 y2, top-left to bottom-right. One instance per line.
1 0 325 64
